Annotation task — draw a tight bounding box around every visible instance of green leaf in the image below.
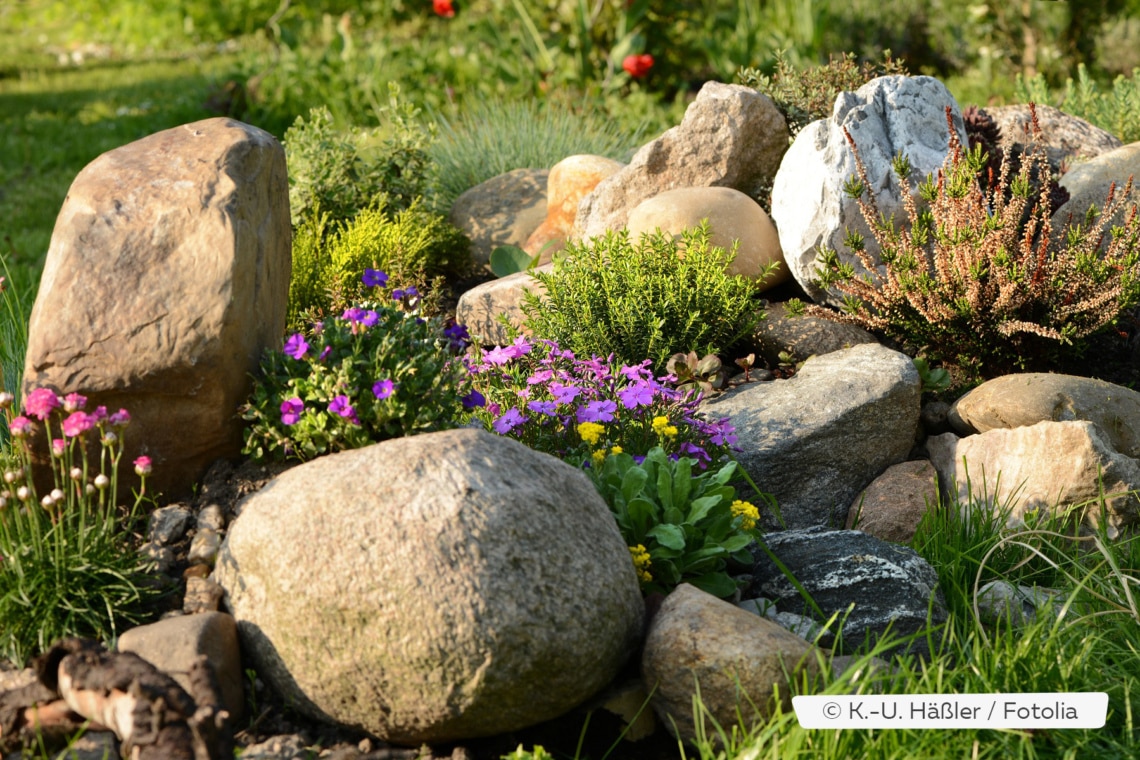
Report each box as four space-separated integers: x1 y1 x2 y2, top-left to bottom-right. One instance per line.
490 245 540 278
685 495 723 526
656 462 674 511
647 523 686 551
626 497 658 537
621 466 649 503
672 457 692 506
688 572 739 598
720 534 754 553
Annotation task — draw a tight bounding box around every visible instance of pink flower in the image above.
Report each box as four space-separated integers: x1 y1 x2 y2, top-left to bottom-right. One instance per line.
90 406 108 423
134 456 153 476
62 393 87 412
622 53 654 79
62 411 94 438
51 439 66 457
280 397 304 426
8 416 32 438
24 388 60 421
109 409 131 428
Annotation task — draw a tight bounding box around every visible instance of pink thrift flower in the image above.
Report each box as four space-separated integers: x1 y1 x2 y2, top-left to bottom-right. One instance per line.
62 411 94 438
134 456 153 476
62 393 87 412
51 439 66 457
24 388 60 421
8 416 32 438
109 409 131 428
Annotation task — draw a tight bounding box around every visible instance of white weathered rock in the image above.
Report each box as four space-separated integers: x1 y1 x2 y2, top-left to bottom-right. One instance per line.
927 420 1140 538
700 343 920 528
949 372 1140 458
215 429 644 744
449 169 548 271
750 527 947 659
455 264 552 346
625 186 789 286
22 117 291 499
846 460 939 544
573 82 787 239
771 75 967 304
641 584 819 745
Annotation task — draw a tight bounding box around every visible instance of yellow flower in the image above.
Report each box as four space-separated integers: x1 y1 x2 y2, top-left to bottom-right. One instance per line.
577 421 605 446
592 449 607 466
651 416 670 434
610 445 623 455
629 544 653 584
731 500 760 531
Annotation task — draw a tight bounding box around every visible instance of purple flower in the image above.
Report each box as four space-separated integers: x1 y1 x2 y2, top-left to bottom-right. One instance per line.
392 286 419 301
109 408 131 428
577 400 617 423
510 336 532 357
709 418 738 447
90 406 108 423
632 455 646 465
283 333 309 360
443 322 470 349
483 346 514 366
328 391 353 421
492 407 527 434
362 268 389 288
319 345 333 362
550 383 581 404
372 379 395 400
341 307 365 324
280 397 304 426
361 310 380 328
486 402 501 417
679 441 711 463
527 370 553 386
527 400 558 416
617 381 655 409
461 389 485 409
24 388 60 421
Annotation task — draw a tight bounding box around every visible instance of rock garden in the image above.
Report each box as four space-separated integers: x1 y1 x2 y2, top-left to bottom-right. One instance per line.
4 4 1140 760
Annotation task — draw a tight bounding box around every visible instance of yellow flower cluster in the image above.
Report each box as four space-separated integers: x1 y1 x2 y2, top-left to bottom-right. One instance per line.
577 421 605 445
651 415 678 438
592 449 607 466
629 544 653 583
610 445 623 455
731 499 760 531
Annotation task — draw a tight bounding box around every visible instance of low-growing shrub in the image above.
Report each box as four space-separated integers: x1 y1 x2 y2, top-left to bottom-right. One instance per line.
1017 63 1140 144
288 199 471 327
243 270 471 462
0 391 161 666
521 223 767 375
811 106 1140 382
588 447 762 598
464 337 738 468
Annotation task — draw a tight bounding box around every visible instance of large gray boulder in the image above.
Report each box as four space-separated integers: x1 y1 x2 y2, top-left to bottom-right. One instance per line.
22 117 291 499
700 343 920 529
771 75 967 304
985 104 1123 175
1054 141 1140 234
749 527 947 659
641 584 819 745
927 421 1140 538
949 372 1140 458
214 429 644 744
572 82 788 239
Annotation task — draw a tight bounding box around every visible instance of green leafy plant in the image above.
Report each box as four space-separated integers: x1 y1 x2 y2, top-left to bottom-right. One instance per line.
287 199 470 328
587 447 762 598
244 270 471 462
666 351 727 393
811 105 1140 382
912 357 951 394
1017 63 1140 144
489 244 541 278
465 337 738 469
0 391 161 666
521 223 767 375
738 50 909 138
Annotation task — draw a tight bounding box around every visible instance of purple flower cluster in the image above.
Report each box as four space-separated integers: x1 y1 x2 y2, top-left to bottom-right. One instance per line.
467 338 736 465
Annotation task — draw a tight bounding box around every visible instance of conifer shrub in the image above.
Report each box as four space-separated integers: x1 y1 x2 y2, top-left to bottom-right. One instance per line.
520 223 768 374
811 105 1140 382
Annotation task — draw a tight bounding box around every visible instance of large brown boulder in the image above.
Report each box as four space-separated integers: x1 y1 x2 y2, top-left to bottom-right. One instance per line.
22 117 291 499
448 169 548 271
214 429 644 744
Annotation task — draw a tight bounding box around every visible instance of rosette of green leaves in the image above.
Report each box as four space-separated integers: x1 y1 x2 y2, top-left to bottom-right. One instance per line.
588 447 758 598
242 301 468 461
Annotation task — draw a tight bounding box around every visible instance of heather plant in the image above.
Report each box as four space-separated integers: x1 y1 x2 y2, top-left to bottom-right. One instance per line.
0 391 160 666
243 270 471 462
521 223 767 375
588 447 762 598
811 106 1140 382
287 199 470 327
463 337 738 470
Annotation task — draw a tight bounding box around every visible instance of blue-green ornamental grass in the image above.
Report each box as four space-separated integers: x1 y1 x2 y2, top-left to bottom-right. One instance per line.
587 447 763 599
242 269 472 462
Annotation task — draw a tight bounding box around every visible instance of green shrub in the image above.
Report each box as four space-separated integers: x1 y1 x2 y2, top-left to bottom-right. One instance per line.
288 199 470 328
244 271 471 462
587 447 762 598
811 107 1140 382
284 86 438 227
521 223 767 374
0 391 161 666
1017 63 1140 143
427 96 638 208
738 51 909 138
